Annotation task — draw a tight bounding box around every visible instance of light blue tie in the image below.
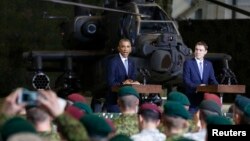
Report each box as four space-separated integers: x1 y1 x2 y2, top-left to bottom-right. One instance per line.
199 61 203 79
124 59 128 74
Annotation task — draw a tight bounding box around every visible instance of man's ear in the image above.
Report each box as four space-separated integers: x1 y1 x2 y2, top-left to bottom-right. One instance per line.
117 99 121 106
138 114 143 122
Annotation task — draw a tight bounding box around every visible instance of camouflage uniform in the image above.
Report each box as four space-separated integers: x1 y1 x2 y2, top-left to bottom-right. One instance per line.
166 134 183 141
187 120 199 132
112 114 139 136
95 112 122 120
0 113 9 127
38 130 61 141
54 113 89 141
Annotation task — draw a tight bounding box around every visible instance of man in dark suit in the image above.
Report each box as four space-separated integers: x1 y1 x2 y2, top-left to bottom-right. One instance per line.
183 41 218 116
106 38 140 112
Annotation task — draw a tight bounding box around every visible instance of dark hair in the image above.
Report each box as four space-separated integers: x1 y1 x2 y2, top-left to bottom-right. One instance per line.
138 109 161 122
196 41 208 50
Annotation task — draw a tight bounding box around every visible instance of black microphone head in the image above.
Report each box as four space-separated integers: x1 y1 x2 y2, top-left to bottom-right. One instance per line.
138 68 146 76
143 68 151 77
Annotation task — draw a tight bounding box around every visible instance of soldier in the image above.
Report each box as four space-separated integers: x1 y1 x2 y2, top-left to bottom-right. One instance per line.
233 95 250 124
1 116 37 141
131 102 166 141
167 91 190 110
166 91 199 133
80 114 113 141
162 101 191 141
0 88 89 141
26 107 61 141
242 104 250 124
112 86 140 136
183 100 222 141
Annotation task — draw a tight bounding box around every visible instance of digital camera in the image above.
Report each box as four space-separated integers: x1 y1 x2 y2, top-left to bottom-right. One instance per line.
17 89 38 106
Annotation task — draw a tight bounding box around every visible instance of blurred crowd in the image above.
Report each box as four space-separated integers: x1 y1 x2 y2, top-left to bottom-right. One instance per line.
0 86 249 141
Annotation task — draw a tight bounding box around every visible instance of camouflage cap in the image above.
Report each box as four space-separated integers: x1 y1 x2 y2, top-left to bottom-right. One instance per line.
204 93 222 107
109 134 133 141
1 117 36 141
139 102 162 115
163 101 191 120
73 102 93 114
80 114 112 137
199 100 222 116
234 95 250 111
167 91 190 106
118 86 140 99
206 115 233 125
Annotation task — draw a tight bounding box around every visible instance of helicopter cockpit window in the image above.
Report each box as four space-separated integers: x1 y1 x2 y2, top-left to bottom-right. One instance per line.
137 5 169 21
139 21 177 34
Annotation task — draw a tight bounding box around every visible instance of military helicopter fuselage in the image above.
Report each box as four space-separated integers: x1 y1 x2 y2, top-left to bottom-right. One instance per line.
24 0 232 96
69 1 192 85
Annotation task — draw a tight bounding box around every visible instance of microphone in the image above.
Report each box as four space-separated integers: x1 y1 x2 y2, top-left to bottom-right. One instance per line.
137 68 146 76
143 68 151 77
222 68 230 77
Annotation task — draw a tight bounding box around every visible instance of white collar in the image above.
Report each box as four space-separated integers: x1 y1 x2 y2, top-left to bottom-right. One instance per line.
119 53 128 62
195 58 203 63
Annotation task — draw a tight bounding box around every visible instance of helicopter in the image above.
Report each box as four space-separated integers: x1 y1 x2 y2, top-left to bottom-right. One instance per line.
23 0 233 99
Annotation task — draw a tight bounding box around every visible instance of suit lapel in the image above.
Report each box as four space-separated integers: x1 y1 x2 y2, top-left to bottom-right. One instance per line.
192 58 201 80
118 55 127 75
203 60 208 80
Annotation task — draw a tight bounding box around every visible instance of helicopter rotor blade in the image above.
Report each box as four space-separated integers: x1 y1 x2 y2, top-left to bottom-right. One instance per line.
42 0 144 16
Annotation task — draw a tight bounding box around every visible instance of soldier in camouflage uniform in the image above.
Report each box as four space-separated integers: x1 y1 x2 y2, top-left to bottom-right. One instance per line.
26 107 61 141
80 114 113 141
233 95 250 124
0 88 89 141
183 100 222 141
112 86 140 136
166 91 199 133
131 103 166 141
162 101 191 141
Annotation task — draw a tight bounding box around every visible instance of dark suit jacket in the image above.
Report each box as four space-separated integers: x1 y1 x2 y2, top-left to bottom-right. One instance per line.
106 54 137 105
107 54 136 87
183 58 218 95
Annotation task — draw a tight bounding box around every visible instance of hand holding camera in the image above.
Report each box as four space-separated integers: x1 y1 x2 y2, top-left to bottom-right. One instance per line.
17 89 38 106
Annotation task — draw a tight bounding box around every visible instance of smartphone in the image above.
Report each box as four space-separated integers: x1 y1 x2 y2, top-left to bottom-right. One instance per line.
17 89 38 106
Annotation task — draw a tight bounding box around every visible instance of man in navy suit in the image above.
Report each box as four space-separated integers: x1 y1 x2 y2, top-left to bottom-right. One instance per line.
183 41 218 116
106 38 140 112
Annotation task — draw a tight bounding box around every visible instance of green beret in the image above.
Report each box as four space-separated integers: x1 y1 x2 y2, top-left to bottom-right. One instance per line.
243 104 250 118
109 134 133 141
163 101 191 120
118 86 139 99
1 117 36 141
80 114 112 137
167 91 190 106
206 115 233 125
73 102 93 114
199 100 222 116
234 95 250 111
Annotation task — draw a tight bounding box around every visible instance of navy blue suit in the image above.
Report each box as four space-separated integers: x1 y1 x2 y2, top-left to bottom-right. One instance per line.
105 54 137 112
183 58 218 114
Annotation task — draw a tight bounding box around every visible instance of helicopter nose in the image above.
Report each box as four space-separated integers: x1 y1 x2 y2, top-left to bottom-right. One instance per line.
150 50 185 74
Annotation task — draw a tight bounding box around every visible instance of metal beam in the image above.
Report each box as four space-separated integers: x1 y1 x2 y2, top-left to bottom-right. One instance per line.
206 0 250 17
